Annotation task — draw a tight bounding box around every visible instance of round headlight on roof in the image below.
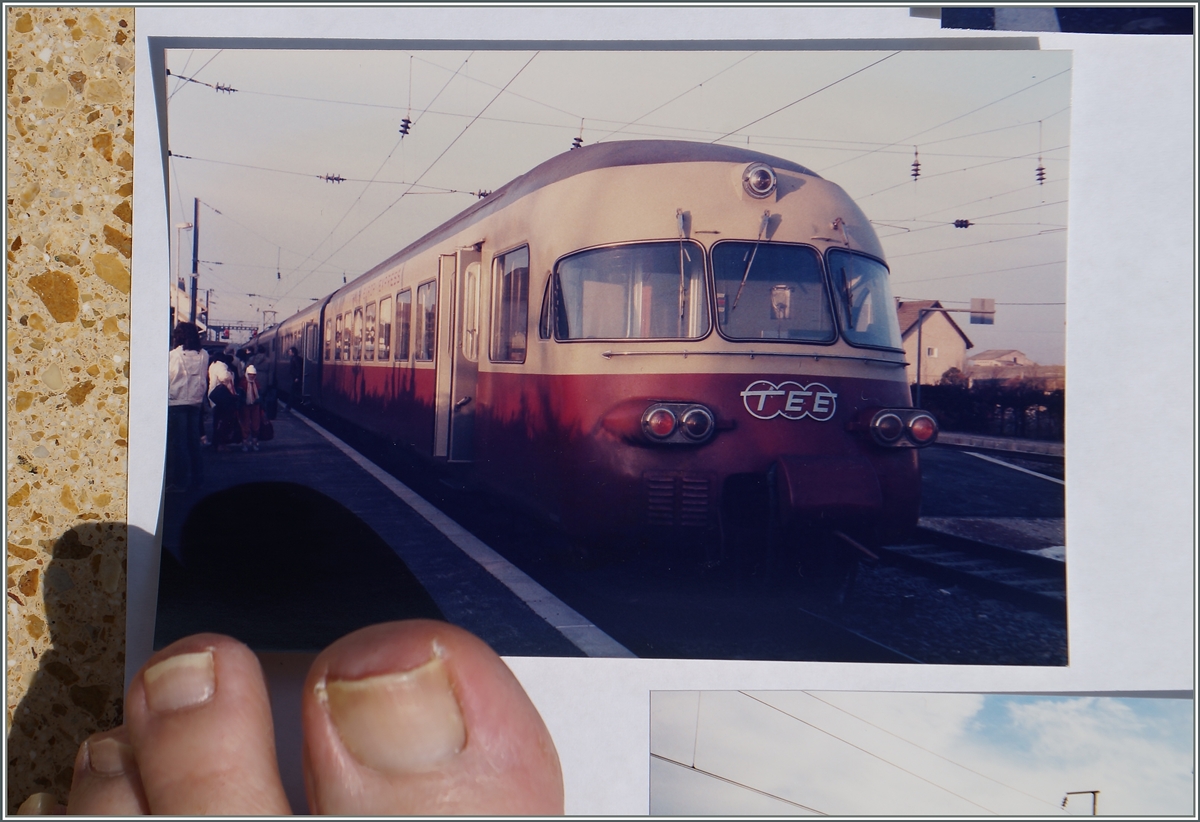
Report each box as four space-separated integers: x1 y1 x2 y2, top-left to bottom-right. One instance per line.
743 163 777 199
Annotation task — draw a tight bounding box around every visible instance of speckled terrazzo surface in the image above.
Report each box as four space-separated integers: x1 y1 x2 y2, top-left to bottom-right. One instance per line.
6 7 134 811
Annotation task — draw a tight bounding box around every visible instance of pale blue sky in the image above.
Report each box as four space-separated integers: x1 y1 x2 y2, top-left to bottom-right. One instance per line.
164 46 1070 362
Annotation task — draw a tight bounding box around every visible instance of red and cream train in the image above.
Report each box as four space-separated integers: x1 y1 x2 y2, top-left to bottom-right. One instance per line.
259 140 936 572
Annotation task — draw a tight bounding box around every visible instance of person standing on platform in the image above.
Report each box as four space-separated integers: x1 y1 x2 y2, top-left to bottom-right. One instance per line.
286 346 303 411
239 364 264 452
166 322 209 492
207 355 239 450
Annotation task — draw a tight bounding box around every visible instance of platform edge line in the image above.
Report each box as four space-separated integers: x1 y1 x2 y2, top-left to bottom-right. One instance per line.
292 412 636 659
964 451 1065 485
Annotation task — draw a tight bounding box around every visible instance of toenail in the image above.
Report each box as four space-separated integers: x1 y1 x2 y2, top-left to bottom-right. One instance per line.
87 737 135 776
318 650 466 774
144 649 216 713
16 792 59 814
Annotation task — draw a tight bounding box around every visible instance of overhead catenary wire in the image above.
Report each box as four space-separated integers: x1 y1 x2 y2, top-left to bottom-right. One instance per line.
855 146 1069 201
738 692 1001 815
906 175 1068 223
886 222 1066 259
592 52 758 144
872 201 1070 239
711 52 900 144
166 50 224 102
171 52 1067 168
166 49 195 101
169 152 472 193
893 258 1067 286
801 692 1068 813
914 104 1070 148
650 753 826 814
278 52 539 302
818 66 1072 174
198 86 1068 163
232 51 580 124
197 200 343 276
166 68 236 93
278 52 480 300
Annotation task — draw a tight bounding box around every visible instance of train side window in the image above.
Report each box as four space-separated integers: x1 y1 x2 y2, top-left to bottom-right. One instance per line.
341 312 352 361
364 302 376 361
334 314 343 361
462 261 480 362
324 318 332 361
490 245 529 362
352 307 364 360
396 289 412 362
377 297 392 361
307 324 318 361
414 282 436 362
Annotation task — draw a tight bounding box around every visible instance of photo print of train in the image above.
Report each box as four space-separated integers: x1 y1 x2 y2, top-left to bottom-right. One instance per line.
155 44 1070 663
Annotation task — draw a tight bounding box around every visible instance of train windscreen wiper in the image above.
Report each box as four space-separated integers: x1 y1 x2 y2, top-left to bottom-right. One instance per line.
677 209 687 331
731 210 771 311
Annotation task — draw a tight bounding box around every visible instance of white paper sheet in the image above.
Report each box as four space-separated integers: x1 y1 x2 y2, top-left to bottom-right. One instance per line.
128 8 1195 814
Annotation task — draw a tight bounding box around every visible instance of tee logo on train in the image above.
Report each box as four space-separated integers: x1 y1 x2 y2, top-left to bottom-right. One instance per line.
740 380 837 422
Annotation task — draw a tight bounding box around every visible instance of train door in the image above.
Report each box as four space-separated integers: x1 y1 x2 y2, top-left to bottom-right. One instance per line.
432 249 482 461
448 250 481 462
303 321 319 400
433 254 456 458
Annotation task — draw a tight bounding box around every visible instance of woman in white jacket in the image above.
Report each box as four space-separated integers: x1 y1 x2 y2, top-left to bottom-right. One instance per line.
167 323 209 491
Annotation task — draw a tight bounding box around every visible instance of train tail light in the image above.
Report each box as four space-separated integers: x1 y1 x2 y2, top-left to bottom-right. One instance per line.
865 409 938 448
907 413 938 445
643 407 677 439
637 402 717 445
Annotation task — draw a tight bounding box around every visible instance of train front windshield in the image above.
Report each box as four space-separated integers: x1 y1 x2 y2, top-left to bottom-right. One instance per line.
827 249 903 349
553 240 904 349
713 241 836 342
555 241 710 339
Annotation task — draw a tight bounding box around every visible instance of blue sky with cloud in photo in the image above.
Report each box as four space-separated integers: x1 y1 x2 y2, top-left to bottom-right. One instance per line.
650 690 1194 816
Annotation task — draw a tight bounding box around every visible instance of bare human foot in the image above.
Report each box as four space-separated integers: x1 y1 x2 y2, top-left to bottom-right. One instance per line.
32 621 563 815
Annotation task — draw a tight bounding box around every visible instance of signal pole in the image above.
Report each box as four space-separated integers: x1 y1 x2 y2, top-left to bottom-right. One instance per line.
188 197 200 324
913 300 994 407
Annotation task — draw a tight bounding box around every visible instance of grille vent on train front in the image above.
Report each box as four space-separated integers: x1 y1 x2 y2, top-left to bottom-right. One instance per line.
644 473 711 528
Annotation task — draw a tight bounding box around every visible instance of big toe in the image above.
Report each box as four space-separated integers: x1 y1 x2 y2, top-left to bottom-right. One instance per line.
124 633 291 814
302 620 564 815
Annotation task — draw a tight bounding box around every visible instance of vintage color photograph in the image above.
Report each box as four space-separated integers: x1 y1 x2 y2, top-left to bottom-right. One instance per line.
650 690 1195 815
155 44 1070 663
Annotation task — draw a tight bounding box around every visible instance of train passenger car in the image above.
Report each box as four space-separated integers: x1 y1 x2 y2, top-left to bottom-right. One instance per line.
291 140 936 573
266 296 327 407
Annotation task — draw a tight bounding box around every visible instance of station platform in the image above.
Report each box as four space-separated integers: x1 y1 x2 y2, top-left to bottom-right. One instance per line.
935 431 1064 457
156 410 629 656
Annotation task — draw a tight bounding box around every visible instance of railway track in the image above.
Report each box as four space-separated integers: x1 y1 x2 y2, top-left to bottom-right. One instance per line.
876 527 1066 618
